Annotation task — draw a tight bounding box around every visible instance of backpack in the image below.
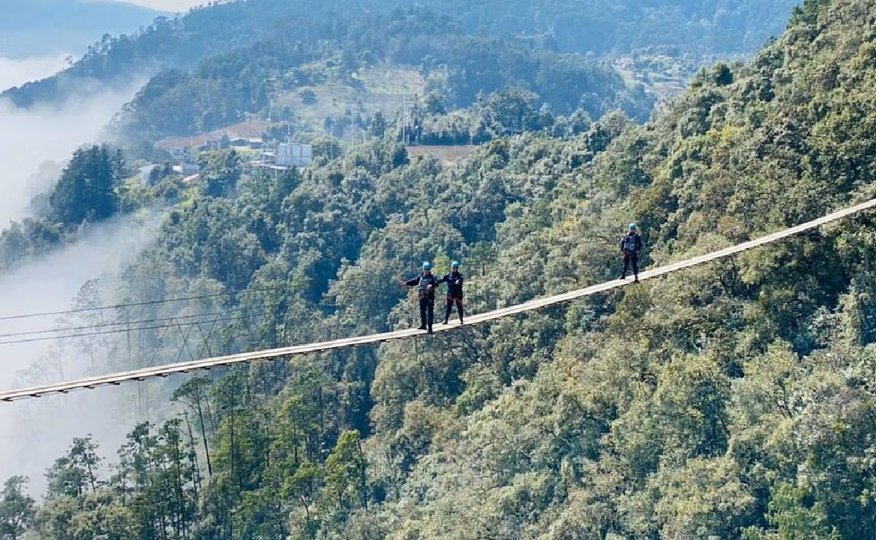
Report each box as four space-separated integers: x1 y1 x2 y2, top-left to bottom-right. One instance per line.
622 233 639 253
418 275 437 298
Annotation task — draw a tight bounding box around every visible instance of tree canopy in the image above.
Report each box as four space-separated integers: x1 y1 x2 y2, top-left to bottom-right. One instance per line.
9 0 876 538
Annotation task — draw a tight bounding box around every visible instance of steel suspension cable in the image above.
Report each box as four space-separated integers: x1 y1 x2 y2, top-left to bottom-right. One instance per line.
2 196 875 402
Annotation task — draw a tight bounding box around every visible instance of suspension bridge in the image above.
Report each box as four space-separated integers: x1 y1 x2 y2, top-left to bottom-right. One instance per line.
2 196 876 403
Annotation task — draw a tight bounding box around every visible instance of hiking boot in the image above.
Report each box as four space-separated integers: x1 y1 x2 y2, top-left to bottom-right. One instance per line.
417 325 426 330
427 327 433 334
442 319 449 325
633 276 639 283
618 275 626 280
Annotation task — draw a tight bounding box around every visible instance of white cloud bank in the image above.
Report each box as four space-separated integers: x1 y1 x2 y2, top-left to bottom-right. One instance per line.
0 81 141 225
0 214 162 493
0 75 160 493
0 55 71 93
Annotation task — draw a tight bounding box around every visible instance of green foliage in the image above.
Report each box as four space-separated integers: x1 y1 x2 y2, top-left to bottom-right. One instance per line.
13 0 876 537
49 145 123 228
471 88 554 140
0 476 34 540
760 482 840 539
197 149 242 198
45 436 102 500
0 219 63 271
110 8 652 141
324 430 368 513
789 0 834 27
2 0 800 108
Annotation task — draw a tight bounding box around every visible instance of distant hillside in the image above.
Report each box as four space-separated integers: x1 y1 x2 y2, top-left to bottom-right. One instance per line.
0 0 164 58
8 0 876 536
1 0 360 107
414 0 801 56
1 0 800 108
107 8 651 143
8 1 876 538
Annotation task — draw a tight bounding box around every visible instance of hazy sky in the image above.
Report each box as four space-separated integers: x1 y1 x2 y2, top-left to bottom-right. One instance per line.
121 0 206 12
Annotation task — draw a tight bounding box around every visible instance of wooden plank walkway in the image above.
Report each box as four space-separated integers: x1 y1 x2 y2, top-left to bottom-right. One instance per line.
2 197 876 402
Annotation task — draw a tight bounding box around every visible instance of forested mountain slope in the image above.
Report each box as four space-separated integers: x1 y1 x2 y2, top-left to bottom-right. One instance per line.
418 0 800 55
0 0 307 106
1 0 798 108
110 7 651 142
5 0 876 538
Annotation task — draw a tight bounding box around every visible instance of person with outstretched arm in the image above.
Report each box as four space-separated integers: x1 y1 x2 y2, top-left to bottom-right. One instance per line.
438 260 464 325
619 222 643 283
399 262 441 334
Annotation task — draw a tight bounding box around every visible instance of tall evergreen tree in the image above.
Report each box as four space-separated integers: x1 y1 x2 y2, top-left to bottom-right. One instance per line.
0 477 35 540
49 145 122 227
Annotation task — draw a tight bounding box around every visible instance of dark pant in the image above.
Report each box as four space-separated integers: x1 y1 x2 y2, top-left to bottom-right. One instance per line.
445 296 464 322
419 297 435 330
622 252 639 278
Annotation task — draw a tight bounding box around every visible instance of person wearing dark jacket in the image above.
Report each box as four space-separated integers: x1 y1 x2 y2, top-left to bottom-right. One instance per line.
619 222 643 283
399 262 441 333
438 260 464 325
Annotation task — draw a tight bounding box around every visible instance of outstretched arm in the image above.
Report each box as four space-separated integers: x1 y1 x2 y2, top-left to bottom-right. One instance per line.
401 275 421 287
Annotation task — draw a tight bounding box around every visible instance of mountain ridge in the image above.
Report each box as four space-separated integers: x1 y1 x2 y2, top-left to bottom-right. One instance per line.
1 0 800 106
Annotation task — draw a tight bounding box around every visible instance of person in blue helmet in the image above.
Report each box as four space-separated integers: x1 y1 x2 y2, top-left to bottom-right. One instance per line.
619 222 643 283
399 261 441 333
438 260 464 325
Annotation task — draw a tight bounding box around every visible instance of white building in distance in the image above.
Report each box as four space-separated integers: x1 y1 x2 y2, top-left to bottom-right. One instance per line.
276 143 312 167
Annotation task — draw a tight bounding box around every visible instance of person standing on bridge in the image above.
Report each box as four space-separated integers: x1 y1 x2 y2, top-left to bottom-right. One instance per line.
438 260 464 325
619 222 643 283
399 262 441 334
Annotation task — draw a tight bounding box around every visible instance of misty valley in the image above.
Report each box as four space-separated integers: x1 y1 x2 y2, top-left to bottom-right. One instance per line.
2 0 876 539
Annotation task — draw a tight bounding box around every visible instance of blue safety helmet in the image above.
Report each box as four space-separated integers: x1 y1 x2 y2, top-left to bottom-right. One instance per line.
422 261 432 271
628 222 637 230
451 260 460 268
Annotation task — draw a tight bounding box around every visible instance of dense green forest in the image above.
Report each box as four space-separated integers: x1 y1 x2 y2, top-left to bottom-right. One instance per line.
418 0 800 56
8 0 876 538
110 7 651 143
2 0 798 109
